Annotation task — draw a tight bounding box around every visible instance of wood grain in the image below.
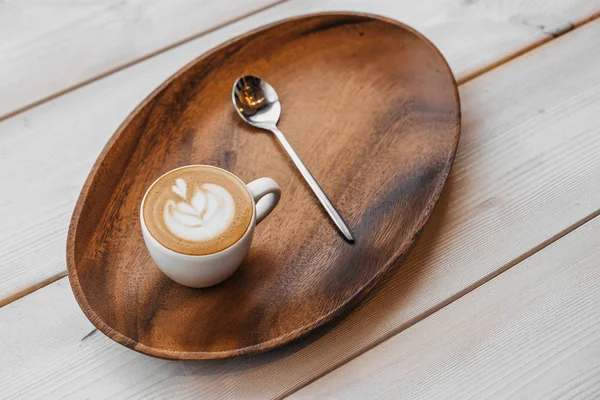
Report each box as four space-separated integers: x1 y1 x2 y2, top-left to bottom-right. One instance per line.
293 216 600 399
1 0 598 308
0 0 282 120
1 16 600 399
67 13 460 359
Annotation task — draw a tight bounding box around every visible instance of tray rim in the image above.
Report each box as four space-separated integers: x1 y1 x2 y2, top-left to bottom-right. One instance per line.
66 11 461 360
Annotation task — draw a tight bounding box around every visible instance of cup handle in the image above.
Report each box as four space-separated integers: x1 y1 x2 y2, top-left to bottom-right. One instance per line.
246 178 281 224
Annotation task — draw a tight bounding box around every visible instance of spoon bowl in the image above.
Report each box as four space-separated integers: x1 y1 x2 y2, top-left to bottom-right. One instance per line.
233 75 281 129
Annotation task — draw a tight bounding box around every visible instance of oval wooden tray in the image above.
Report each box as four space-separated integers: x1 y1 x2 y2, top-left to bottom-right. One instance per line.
67 12 460 360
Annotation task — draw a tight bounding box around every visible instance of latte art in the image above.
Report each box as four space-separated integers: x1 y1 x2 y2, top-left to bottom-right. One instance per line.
142 166 254 256
164 178 235 242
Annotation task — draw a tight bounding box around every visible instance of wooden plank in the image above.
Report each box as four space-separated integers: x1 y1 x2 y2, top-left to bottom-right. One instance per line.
0 0 283 120
292 217 600 399
0 0 598 310
1 16 600 400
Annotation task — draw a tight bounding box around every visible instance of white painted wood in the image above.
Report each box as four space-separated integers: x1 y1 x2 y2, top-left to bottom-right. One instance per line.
0 0 282 119
1 0 598 307
1 16 600 399
292 217 600 400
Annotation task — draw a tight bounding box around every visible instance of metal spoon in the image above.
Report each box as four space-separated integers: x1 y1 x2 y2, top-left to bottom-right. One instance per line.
232 75 354 242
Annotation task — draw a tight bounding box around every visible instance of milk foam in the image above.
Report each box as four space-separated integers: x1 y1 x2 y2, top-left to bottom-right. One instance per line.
163 178 235 242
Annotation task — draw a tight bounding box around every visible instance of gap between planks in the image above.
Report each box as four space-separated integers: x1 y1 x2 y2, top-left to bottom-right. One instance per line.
0 0 289 124
457 10 600 84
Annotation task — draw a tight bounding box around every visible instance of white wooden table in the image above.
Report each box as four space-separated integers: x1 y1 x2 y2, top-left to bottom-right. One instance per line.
1 1 600 398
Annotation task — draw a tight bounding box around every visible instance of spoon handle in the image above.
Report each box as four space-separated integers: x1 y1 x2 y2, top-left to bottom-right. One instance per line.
269 126 354 242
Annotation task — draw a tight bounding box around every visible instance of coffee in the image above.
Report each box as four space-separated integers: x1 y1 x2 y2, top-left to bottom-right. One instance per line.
142 166 253 255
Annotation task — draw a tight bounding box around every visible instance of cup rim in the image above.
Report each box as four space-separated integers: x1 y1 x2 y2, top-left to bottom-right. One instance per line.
140 164 256 257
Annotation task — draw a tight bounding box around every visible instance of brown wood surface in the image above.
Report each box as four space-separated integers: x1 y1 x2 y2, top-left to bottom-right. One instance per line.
66 12 460 360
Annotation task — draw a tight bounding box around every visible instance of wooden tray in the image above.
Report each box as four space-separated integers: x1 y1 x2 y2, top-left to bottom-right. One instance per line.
67 12 460 360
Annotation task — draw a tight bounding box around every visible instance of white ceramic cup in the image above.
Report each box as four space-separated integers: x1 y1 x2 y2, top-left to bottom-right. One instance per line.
140 165 280 288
